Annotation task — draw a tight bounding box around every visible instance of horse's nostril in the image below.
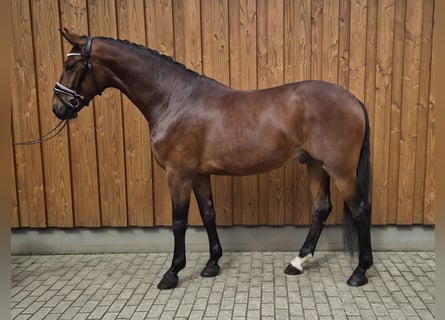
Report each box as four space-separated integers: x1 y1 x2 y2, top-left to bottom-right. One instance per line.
53 104 62 116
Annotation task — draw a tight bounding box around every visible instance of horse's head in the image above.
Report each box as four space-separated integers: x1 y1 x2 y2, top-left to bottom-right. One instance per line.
52 28 103 120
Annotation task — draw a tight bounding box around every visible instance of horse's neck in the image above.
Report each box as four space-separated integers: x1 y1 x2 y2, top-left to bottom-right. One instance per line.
100 41 194 124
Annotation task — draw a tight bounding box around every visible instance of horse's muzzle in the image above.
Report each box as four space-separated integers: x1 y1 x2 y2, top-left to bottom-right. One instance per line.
52 102 78 120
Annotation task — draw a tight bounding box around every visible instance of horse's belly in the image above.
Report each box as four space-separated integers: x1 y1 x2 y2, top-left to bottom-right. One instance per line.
201 145 303 176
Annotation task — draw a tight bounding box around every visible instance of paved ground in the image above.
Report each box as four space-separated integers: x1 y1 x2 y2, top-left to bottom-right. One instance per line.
11 251 434 319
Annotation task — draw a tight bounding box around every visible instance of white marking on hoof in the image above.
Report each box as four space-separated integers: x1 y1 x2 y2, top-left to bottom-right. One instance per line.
290 253 313 272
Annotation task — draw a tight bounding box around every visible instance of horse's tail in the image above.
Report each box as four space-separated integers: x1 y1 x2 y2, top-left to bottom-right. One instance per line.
343 99 371 255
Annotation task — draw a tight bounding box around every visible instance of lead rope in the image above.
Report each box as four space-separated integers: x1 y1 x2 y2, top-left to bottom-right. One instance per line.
13 118 69 146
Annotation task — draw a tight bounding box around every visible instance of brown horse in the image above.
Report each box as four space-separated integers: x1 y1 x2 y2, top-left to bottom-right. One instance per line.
53 29 372 290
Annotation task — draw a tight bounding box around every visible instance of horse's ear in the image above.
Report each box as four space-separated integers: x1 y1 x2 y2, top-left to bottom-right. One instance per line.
59 28 80 45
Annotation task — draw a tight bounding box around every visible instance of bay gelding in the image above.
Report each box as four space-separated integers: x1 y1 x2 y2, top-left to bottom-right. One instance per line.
52 29 372 290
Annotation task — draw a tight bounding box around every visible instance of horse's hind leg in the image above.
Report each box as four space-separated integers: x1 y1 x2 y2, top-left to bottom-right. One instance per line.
331 170 373 286
192 175 223 277
285 160 332 275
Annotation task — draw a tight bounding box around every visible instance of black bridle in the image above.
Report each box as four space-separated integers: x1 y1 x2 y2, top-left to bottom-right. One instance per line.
54 36 98 110
14 36 98 146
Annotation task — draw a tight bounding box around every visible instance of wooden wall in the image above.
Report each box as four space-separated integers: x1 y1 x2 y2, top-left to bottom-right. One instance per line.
11 0 436 228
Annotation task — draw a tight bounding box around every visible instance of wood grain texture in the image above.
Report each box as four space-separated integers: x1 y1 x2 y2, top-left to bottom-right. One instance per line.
310 0 323 80
387 0 406 224
414 0 434 224
338 0 350 90
349 0 367 100
398 0 423 225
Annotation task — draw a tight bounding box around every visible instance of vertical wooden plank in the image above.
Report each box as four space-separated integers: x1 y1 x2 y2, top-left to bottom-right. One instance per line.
413 0 434 224
321 0 339 83
387 0 406 224
371 0 394 224
229 0 259 225
146 0 174 53
201 0 230 84
285 0 311 83
59 0 101 227
116 0 154 226
171 0 202 226
338 0 350 90
257 0 285 225
145 0 175 226
11 146 19 228
284 0 311 226
311 0 323 80
424 0 436 225
229 0 258 90
398 0 423 225
88 0 128 226
348 0 367 100
11 0 46 227
321 0 342 225
172 0 203 72
31 0 74 227
201 0 232 226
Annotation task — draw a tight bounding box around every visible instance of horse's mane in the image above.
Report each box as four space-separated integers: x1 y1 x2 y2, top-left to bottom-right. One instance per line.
96 36 202 78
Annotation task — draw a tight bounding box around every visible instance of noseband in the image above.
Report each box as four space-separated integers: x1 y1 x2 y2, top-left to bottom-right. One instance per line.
54 36 99 109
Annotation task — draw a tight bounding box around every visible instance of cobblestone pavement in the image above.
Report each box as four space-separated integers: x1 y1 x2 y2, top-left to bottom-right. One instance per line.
11 251 434 319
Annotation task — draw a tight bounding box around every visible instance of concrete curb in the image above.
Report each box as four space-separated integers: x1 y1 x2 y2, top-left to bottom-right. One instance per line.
11 225 434 254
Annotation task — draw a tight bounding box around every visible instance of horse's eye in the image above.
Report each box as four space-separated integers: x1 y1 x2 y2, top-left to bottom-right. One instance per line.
65 64 75 72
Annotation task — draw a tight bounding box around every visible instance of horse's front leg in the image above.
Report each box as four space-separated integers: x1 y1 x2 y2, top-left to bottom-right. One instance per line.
157 174 193 290
192 175 223 277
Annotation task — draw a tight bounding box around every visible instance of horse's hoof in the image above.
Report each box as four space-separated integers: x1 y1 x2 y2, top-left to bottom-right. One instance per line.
157 272 178 290
347 266 368 287
201 263 220 277
284 263 303 275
